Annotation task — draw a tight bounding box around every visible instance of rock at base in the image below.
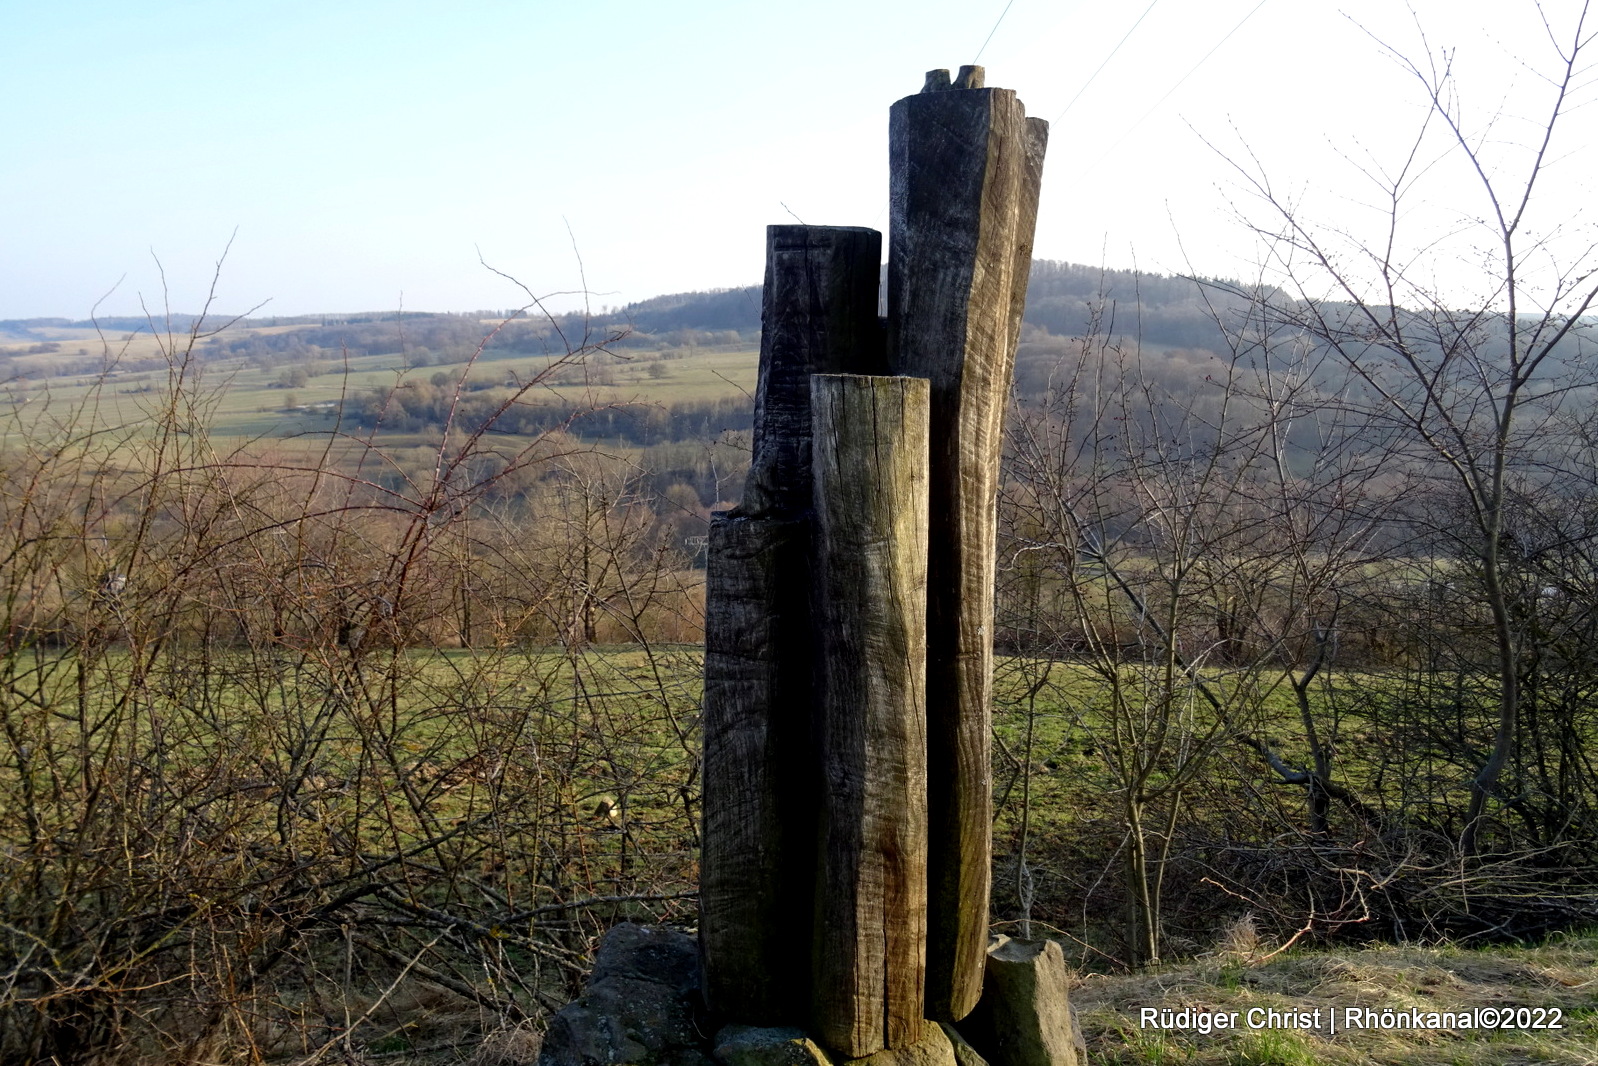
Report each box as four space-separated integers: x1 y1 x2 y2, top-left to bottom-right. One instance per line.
538 924 710 1066
714 1025 834 1066
591 924 703 989
961 937 1085 1066
836 1019 955 1066
936 1022 988 1066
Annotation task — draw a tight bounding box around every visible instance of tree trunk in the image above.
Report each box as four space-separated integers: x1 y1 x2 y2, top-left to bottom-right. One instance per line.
1125 797 1159 968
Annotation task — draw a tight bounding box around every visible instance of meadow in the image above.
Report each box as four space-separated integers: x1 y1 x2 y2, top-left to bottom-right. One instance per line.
4 307 1598 1064
5 626 1591 1064
0 320 728 1062
0 318 758 442
1073 932 1598 1065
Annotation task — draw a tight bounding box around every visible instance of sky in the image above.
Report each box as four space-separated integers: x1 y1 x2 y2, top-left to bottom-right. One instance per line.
3 0 1595 321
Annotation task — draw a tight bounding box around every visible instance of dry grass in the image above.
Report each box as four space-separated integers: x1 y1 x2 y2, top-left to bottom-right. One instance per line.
352 929 1598 1065
466 1023 544 1066
1073 932 1598 1065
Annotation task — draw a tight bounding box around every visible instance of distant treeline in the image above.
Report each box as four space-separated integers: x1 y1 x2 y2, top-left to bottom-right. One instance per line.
605 286 763 336
0 309 490 337
571 263 1257 351
591 262 1270 350
19 264 1577 407
1 261 1257 360
343 384 752 447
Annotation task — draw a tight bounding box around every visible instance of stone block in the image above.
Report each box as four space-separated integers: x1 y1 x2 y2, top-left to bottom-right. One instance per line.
714 1025 834 1066
961 937 1084 1066
538 924 709 1066
836 1019 955 1066
936 1022 988 1066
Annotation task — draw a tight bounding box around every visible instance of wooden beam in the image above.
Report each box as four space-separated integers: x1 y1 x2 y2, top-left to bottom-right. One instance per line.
810 373 931 1057
887 76 1048 1021
701 514 812 1024
738 225 885 519
701 225 884 1024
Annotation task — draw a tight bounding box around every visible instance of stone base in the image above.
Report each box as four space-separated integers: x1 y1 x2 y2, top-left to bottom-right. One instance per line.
714 1026 833 1066
836 1019 956 1066
959 936 1085 1066
710 1018 956 1066
537 925 710 1066
536 927 1082 1066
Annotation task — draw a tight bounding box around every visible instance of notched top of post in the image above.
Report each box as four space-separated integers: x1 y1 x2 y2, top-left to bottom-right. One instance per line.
921 65 984 93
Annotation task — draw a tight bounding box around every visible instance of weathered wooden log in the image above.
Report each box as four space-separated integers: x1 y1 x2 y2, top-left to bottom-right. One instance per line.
701 225 884 1024
887 76 1048 1022
737 225 886 519
810 374 931 1058
700 514 813 1024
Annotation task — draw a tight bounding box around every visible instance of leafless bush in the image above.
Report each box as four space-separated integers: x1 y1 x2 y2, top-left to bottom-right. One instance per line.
0 291 705 1063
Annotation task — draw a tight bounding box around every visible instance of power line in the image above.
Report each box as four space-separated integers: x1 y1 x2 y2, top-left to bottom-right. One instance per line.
1128 0 1270 135
1061 0 1270 189
973 0 1018 63
1053 0 1162 123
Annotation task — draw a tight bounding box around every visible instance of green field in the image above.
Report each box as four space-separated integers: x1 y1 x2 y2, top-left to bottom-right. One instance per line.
1 321 758 441
4 633 1591 1064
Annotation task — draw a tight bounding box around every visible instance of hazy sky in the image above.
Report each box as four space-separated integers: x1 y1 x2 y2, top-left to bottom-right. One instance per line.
4 0 1595 320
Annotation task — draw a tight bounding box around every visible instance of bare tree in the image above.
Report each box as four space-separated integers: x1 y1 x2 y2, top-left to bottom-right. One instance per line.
1217 0 1598 856
1001 293 1327 965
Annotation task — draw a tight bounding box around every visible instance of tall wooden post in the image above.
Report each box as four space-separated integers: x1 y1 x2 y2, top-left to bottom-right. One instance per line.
700 69 1046 1049
700 515 811 1023
700 226 883 1024
810 374 930 1058
739 225 886 518
888 67 1049 1021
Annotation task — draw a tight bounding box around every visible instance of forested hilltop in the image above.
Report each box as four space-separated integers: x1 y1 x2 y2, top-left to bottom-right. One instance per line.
0 260 1246 369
